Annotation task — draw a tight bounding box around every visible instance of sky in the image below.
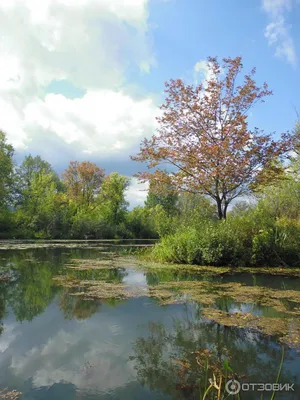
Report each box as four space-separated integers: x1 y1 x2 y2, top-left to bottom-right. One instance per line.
0 0 299 207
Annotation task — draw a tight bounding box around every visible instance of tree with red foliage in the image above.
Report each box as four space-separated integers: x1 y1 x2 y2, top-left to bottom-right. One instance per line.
62 161 105 207
132 56 293 219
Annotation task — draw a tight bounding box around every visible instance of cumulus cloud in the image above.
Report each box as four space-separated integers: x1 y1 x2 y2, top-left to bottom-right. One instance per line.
262 0 297 66
0 0 159 159
125 178 149 209
0 0 153 97
10 326 136 391
20 91 158 154
194 60 215 85
262 0 292 15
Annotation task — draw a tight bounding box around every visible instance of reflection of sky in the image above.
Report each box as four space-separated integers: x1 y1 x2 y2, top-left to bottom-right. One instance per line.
228 302 288 318
0 297 183 399
123 269 147 286
1 267 300 399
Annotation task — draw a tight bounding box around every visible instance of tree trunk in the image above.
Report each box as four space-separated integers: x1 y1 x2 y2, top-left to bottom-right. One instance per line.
216 198 228 220
216 198 224 220
223 202 228 219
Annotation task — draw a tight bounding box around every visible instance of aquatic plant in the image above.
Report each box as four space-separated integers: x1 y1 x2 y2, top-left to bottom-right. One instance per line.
0 389 22 400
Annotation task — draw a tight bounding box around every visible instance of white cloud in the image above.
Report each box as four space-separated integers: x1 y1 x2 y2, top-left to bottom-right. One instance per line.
262 0 292 16
0 0 152 96
125 178 149 208
20 90 158 154
265 18 297 65
10 326 136 391
262 0 297 66
194 60 215 85
0 0 158 156
0 322 20 354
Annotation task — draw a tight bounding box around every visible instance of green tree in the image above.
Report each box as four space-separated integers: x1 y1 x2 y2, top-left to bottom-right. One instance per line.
0 131 14 208
0 131 14 237
290 121 300 176
126 206 157 238
15 172 68 238
63 161 105 208
132 56 293 219
256 177 300 220
15 154 60 206
98 172 130 224
145 175 178 216
177 193 217 224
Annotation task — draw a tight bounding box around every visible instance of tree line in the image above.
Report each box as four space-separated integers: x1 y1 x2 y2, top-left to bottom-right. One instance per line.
0 138 156 239
1 56 300 266
0 131 218 240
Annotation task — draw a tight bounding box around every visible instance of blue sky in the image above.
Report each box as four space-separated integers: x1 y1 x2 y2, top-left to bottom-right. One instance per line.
0 0 299 206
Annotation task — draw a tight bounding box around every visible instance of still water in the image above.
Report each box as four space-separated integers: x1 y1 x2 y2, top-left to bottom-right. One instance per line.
0 242 299 399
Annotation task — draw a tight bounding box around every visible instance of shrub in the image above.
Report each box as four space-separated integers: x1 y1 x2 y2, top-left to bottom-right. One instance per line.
151 227 202 264
150 211 300 267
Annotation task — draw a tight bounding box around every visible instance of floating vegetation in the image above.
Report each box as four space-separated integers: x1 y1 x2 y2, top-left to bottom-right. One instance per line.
0 240 155 251
147 280 300 315
236 266 300 277
148 281 216 306
53 272 300 316
0 242 94 250
52 255 300 349
54 275 148 299
0 389 22 400
65 259 119 270
136 258 300 277
136 261 232 275
201 308 300 348
64 256 140 270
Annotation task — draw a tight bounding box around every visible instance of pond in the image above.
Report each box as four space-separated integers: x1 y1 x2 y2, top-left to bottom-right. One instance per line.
0 242 299 399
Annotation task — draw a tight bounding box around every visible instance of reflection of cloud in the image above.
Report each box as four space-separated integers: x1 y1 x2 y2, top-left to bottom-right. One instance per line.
123 270 147 286
10 323 135 391
0 296 189 395
0 322 19 354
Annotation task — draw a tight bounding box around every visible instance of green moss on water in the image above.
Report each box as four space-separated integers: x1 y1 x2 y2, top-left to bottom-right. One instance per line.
53 274 300 347
0 389 22 399
137 255 300 277
52 255 300 349
201 308 300 348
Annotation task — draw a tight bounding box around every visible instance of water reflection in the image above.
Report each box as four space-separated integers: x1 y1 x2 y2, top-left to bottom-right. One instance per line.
131 304 299 399
59 295 101 320
0 250 65 326
0 247 299 399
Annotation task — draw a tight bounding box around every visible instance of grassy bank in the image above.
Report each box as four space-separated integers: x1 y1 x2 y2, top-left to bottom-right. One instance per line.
146 213 300 268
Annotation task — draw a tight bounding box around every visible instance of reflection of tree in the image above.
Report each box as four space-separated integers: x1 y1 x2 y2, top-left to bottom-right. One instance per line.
66 267 125 284
0 248 128 330
59 293 101 320
59 291 126 320
57 262 127 320
146 270 216 286
130 304 298 399
7 261 60 322
0 249 67 324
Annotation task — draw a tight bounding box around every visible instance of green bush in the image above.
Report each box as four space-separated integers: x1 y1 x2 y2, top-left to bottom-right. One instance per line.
150 212 300 267
151 227 201 264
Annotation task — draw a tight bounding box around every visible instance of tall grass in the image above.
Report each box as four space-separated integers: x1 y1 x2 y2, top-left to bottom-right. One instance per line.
151 214 300 267
198 347 285 400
